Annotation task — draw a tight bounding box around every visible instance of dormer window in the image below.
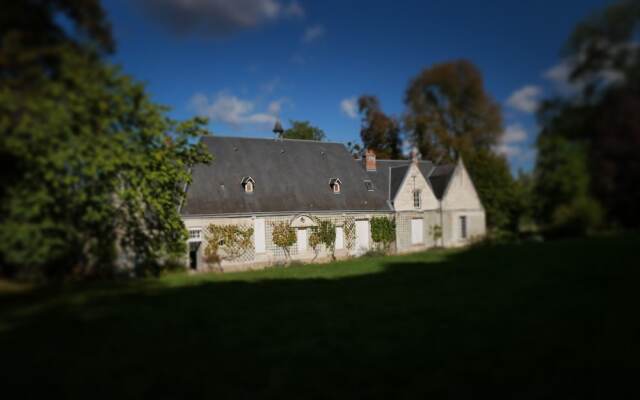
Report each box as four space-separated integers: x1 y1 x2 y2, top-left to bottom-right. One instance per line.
241 176 255 193
329 178 342 194
364 180 374 191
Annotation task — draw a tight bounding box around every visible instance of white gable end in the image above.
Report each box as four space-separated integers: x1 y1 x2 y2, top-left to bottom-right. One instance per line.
393 163 438 211
441 160 483 211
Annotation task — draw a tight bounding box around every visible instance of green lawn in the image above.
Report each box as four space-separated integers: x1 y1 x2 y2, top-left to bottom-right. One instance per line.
1 235 639 398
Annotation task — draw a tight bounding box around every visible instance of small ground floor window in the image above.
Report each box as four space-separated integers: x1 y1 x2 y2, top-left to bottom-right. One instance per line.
460 216 467 239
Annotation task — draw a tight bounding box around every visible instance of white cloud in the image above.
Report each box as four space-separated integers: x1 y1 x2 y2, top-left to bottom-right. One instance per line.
260 77 281 94
543 58 625 95
502 123 527 144
302 24 325 43
340 97 358 119
136 0 304 37
290 53 306 65
283 1 305 17
506 85 542 113
494 124 528 158
190 92 279 129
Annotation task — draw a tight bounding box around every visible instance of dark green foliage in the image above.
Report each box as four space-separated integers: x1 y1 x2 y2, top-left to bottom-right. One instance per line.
357 95 403 159
370 216 396 252
464 150 520 231
0 1 212 278
311 219 337 260
535 0 640 230
1 235 638 397
281 120 326 141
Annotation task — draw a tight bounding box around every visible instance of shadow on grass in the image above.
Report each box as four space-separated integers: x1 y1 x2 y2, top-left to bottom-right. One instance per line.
1 235 639 398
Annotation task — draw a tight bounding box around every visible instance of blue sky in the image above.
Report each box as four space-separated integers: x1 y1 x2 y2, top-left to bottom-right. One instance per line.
102 0 612 172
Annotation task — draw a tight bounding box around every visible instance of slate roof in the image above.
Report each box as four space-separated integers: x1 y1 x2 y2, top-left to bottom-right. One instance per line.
429 164 456 199
181 136 457 216
181 136 392 215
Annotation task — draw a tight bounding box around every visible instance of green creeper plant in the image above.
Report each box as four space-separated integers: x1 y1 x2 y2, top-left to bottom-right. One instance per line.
203 224 254 270
370 216 396 253
271 222 296 261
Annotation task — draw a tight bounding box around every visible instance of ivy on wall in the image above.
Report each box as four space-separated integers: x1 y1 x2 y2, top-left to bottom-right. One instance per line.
343 217 356 254
203 224 254 269
429 224 443 247
271 221 296 261
311 219 337 260
370 216 396 253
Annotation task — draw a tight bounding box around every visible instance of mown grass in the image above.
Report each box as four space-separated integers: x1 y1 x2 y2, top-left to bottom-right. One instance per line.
1 235 639 398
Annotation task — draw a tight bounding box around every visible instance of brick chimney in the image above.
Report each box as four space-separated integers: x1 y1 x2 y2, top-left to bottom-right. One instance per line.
364 149 376 171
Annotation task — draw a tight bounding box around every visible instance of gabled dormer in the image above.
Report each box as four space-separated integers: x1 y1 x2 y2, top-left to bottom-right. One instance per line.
390 163 438 211
329 177 342 194
241 176 255 193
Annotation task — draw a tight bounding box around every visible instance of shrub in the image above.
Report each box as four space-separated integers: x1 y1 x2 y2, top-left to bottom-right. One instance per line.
370 216 395 253
549 196 604 238
429 224 443 247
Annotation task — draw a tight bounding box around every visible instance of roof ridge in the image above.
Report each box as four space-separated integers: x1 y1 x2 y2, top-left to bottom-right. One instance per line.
202 135 345 146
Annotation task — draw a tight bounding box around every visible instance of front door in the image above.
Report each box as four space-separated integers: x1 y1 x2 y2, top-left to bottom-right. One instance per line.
297 228 307 253
411 218 424 245
355 220 370 254
189 242 201 270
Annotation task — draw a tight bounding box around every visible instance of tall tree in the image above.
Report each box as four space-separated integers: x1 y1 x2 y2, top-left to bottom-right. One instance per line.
0 1 211 278
535 0 640 229
404 60 503 162
357 95 402 159
281 120 326 141
404 60 516 231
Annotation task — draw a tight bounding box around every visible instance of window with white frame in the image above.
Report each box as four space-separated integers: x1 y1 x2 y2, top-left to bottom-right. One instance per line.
241 176 255 193
188 229 201 240
413 190 421 209
460 216 467 239
329 177 342 194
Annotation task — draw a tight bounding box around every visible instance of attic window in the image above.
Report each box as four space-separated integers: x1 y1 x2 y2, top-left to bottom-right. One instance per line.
241 176 255 193
413 190 421 209
364 180 374 191
329 177 342 194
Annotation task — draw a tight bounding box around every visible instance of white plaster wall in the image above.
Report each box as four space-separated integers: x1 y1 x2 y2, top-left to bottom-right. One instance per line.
393 163 439 211
395 210 441 252
441 210 486 247
441 161 483 211
182 212 392 271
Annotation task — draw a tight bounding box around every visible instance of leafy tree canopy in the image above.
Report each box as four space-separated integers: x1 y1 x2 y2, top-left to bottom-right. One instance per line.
357 95 402 159
0 1 211 278
281 120 326 141
535 0 640 229
404 60 503 162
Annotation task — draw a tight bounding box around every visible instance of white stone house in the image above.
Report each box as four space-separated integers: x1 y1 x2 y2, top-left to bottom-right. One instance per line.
180 135 485 271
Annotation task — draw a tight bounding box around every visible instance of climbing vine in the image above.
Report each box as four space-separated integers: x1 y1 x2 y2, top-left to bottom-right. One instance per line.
271 221 296 261
370 216 396 252
311 219 337 260
429 224 443 247
203 224 254 269
343 217 356 254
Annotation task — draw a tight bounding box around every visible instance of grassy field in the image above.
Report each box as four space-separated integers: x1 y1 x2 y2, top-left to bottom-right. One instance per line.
1 235 639 398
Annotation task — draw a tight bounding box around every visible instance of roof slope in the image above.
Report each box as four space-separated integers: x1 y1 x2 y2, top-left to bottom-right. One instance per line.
429 164 456 199
181 137 392 215
362 159 437 201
